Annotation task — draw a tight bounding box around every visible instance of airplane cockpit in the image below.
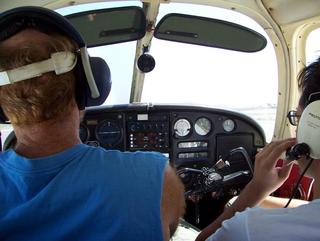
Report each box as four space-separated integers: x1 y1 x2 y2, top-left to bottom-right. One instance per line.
0 0 320 240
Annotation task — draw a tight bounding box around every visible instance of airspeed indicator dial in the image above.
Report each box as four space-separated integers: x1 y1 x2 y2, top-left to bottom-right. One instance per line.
195 117 211 136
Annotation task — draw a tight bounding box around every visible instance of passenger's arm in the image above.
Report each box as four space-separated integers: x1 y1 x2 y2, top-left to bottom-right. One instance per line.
261 195 309 208
161 164 185 241
226 195 309 209
196 139 296 241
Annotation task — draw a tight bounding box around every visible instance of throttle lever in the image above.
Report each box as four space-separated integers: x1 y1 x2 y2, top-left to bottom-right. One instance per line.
223 170 250 183
177 167 203 175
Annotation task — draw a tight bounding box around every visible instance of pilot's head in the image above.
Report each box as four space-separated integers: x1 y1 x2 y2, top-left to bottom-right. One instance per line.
0 7 111 127
0 28 78 126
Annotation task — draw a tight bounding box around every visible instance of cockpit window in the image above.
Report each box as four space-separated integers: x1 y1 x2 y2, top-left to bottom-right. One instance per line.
141 3 277 141
306 28 320 64
0 2 278 144
58 2 277 141
57 1 142 105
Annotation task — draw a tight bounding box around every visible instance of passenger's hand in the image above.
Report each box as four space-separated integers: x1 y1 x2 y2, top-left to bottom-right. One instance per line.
195 139 297 241
248 138 296 198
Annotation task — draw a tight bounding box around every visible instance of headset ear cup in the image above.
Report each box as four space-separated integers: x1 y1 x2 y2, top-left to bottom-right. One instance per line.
87 57 111 106
74 56 111 109
297 100 320 159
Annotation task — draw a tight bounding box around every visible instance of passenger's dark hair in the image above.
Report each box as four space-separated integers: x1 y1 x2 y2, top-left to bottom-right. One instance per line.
298 56 320 108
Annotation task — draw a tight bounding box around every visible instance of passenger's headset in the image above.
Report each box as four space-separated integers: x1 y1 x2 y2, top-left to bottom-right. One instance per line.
0 6 112 123
286 97 320 160
284 98 320 207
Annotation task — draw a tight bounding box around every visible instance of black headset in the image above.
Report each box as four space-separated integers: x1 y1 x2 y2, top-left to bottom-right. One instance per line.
0 6 112 123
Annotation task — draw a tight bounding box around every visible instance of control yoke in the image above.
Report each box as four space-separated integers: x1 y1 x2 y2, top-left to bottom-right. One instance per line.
177 147 253 196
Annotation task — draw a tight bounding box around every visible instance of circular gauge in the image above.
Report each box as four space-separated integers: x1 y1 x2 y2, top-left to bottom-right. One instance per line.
95 120 122 147
174 119 191 137
195 117 212 136
79 123 89 143
222 119 235 132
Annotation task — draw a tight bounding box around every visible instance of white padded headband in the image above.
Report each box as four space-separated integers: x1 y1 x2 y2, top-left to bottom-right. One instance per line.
0 51 77 86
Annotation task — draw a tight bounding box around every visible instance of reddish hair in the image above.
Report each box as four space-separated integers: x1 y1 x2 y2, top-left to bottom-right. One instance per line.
0 29 78 126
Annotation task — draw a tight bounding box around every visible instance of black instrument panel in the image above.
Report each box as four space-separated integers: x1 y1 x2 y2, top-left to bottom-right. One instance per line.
81 104 266 171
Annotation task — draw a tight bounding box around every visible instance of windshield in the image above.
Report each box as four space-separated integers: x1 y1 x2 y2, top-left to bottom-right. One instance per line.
57 1 142 105
142 4 277 141
59 2 277 141
57 3 277 142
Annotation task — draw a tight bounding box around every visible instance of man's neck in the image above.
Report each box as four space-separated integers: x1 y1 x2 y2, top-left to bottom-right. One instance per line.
13 109 81 158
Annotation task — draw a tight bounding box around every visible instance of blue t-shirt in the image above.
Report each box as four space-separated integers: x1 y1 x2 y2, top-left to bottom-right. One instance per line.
0 144 168 241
